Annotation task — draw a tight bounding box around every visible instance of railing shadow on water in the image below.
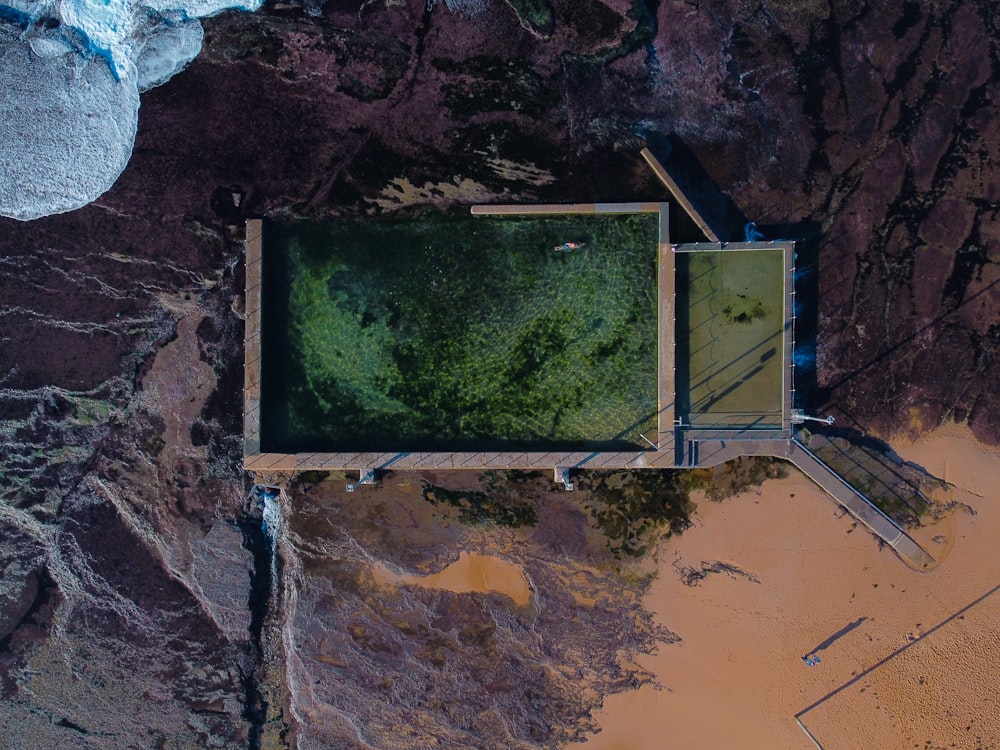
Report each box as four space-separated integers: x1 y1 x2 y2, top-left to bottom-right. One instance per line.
751 220 824 412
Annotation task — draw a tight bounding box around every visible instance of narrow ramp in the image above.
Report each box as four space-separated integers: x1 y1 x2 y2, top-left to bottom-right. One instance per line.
674 434 935 569
640 148 720 242
787 439 935 570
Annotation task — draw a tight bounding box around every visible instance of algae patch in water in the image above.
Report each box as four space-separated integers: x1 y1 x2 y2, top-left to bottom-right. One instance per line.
260 213 658 452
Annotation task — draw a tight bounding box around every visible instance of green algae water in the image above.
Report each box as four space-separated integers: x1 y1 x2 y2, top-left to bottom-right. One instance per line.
675 248 785 428
260 213 658 452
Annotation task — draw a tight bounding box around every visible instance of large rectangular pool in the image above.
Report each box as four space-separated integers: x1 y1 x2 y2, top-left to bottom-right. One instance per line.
259 213 659 453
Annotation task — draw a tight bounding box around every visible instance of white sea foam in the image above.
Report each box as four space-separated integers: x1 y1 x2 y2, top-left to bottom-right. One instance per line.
134 16 204 91
0 0 262 220
260 489 282 590
144 0 262 18
261 490 282 547
59 0 136 75
0 23 139 222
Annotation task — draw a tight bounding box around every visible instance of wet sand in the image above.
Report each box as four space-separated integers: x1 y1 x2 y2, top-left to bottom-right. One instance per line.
579 424 1000 749
372 551 532 608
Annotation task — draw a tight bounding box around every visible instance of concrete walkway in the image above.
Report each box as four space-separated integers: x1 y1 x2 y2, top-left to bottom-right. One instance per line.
640 148 720 242
785 439 935 569
681 434 934 569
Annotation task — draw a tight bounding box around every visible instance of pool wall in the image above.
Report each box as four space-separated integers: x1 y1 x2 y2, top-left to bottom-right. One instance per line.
244 219 263 458
261 209 660 453
243 212 796 479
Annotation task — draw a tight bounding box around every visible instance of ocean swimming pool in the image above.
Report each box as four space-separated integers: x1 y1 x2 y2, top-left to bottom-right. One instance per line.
259 212 660 453
674 245 787 429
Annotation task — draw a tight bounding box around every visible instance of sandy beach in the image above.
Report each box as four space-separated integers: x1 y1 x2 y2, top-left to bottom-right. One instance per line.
579 424 1000 750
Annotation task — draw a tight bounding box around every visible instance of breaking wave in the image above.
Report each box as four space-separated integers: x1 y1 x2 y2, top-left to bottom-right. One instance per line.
0 0 262 220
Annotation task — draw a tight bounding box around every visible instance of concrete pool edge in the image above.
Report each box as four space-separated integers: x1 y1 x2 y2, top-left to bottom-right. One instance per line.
243 205 674 475
671 240 795 432
244 218 263 460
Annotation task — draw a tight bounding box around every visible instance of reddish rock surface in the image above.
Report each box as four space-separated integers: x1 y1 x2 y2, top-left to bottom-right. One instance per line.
1 0 998 746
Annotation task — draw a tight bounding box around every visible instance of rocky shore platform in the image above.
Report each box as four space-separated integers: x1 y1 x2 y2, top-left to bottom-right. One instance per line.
0 0 998 746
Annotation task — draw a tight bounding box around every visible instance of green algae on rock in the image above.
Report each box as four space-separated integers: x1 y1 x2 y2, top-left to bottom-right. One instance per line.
578 470 696 558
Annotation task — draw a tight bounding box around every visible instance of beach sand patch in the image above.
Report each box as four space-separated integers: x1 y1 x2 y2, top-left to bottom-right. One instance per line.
580 424 1000 750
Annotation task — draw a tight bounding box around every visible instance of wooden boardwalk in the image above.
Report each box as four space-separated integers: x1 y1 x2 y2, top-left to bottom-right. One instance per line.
244 206 677 476
658 204 676 455
783 243 795 432
640 148 720 242
245 449 675 473
470 202 662 215
243 219 263 457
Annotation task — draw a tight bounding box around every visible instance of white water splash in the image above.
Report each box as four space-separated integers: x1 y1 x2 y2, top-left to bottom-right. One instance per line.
0 0 261 220
259 487 283 589
260 489 282 547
